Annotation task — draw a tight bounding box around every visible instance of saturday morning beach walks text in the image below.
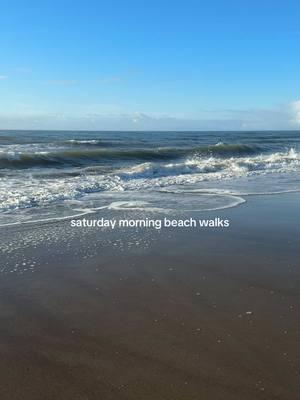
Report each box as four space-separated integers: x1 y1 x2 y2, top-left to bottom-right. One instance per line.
71 217 230 230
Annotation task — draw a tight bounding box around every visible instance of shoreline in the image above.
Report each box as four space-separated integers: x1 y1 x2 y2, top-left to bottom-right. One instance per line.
0 193 299 399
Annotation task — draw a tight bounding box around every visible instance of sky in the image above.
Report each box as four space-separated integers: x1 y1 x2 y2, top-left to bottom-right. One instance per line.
1 0 300 130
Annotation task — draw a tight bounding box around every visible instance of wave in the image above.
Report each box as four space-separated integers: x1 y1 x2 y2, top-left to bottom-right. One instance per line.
118 148 300 179
0 143 264 169
67 139 102 144
0 148 299 213
64 139 119 147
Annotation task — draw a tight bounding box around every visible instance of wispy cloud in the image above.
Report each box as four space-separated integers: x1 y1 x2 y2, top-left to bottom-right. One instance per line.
0 75 8 80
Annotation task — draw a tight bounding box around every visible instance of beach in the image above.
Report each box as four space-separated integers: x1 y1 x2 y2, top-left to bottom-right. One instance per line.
1 192 299 400
2 0 300 397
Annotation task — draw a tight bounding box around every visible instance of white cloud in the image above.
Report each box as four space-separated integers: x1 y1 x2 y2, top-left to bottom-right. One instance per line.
0 75 8 80
1 100 300 130
290 100 300 125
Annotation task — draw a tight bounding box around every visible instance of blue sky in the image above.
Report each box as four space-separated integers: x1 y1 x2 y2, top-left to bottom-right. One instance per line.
1 0 300 130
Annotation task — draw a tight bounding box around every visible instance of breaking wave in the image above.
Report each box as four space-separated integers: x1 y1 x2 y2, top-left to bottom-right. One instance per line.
0 143 264 169
0 148 299 213
1 129 300 225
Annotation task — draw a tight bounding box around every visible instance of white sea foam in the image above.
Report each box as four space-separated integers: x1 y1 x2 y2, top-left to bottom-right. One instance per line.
67 139 100 144
118 148 300 179
0 148 299 212
0 192 246 227
0 145 300 227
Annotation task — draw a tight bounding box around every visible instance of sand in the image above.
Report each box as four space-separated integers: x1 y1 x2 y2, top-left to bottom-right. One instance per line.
0 193 299 399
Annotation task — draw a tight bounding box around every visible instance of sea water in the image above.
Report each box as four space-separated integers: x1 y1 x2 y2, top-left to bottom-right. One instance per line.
0 130 299 225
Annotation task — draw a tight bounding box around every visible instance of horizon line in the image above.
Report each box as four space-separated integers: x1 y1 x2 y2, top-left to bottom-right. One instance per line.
1 128 300 133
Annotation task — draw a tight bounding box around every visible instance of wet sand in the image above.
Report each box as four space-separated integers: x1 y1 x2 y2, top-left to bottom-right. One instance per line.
0 193 300 399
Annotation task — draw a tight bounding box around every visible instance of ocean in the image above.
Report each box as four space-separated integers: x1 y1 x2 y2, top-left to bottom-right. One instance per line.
1 130 300 225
